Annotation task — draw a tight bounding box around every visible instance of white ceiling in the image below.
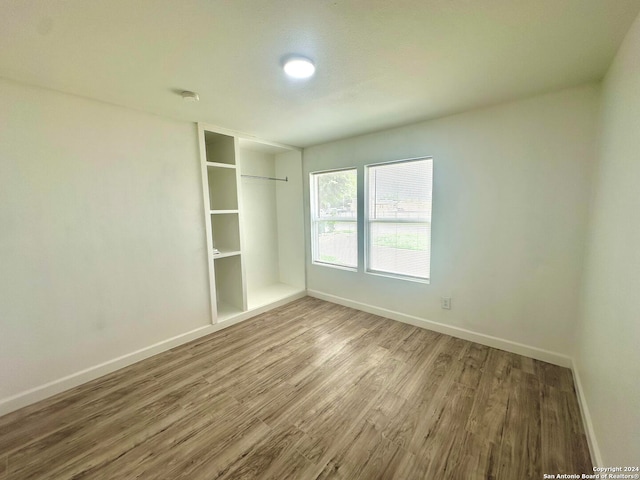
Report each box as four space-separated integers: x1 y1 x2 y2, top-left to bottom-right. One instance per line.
1 0 639 147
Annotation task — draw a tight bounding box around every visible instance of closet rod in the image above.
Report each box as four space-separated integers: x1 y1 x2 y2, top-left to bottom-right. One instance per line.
241 174 288 182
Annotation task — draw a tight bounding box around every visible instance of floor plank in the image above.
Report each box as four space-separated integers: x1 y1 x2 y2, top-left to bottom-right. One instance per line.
0 296 592 479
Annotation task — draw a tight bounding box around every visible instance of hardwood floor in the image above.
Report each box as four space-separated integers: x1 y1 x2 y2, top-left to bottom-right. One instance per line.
0 297 592 479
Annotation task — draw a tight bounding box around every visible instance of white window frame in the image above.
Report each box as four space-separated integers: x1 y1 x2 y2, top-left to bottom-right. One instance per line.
310 168 358 271
364 157 432 283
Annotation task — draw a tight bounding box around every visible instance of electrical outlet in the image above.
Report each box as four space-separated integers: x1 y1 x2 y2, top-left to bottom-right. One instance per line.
441 297 452 310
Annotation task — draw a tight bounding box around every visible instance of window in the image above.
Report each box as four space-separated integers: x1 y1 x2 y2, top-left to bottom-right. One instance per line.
310 169 358 269
366 158 433 281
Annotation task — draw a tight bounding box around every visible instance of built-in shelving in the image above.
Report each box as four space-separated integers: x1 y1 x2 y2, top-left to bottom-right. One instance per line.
216 301 244 323
204 131 235 165
210 212 241 253
206 162 236 169
207 167 238 211
198 125 305 326
213 255 244 321
213 250 241 259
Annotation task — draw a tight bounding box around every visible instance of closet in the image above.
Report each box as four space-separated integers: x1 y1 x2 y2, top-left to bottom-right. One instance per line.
198 125 305 324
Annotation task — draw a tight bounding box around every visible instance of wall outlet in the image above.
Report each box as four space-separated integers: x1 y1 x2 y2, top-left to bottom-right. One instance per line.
441 297 452 310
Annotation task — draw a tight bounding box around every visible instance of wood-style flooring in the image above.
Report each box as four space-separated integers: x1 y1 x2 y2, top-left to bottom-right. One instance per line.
0 297 592 479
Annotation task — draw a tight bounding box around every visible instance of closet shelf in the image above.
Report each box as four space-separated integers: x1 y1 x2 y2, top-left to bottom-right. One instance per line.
213 250 241 259
210 209 239 215
206 161 236 169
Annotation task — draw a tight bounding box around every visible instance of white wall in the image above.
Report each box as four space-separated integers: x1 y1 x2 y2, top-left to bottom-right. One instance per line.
240 150 280 290
275 150 306 290
575 13 640 465
0 78 211 411
303 85 600 357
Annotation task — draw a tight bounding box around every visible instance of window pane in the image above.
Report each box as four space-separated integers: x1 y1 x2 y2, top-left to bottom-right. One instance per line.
369 160 432 220
315 170 357 219
369 222 431 279
311 168 358 269
366 158 433 280
315 220 357 268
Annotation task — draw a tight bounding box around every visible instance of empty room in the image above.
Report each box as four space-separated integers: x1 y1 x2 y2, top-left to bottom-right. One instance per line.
1 1 639 478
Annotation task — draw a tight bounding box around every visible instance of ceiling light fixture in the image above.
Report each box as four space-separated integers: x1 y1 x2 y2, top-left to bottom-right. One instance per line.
283 56 315 79
181 90 200 102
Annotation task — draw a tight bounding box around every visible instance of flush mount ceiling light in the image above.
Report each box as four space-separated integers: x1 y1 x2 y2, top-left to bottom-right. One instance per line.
181 90 200 102
283 56 315 79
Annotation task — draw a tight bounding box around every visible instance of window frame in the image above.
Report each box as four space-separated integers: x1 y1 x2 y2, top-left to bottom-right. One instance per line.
309 167 358 271
364 157 433 283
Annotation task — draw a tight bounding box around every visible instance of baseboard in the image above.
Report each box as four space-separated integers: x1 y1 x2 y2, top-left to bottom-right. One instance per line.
0 324 216 417
0 291 306 417
571 359 603 466
3 289 600 468
307 289 572 368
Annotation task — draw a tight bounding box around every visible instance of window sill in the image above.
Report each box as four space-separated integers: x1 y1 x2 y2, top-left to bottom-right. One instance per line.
312 261 358 273
365 269 430 284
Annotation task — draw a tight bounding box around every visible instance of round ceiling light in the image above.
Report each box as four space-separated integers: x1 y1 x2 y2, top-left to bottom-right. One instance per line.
283 56 315 79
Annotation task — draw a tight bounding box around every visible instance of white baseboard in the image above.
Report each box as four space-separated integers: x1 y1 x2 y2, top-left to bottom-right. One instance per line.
310 289 603 467
3 289 600 468
0 291 306 417
571 359 603 466
0 324 215 416
307 289 572 368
